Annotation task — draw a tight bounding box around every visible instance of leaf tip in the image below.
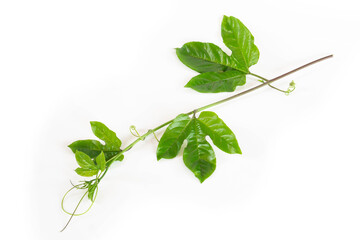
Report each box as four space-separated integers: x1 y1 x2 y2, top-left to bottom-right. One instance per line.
68 143 76 152
235 146 242 155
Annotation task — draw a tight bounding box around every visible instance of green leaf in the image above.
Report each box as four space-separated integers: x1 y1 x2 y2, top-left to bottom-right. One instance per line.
221 16 259 73
96 151 106 172
157 112 240 182
75 168 99 177
90 121 122 150
185 71 246 93
157 114 191 160
75 151 97 170
176 42 236 73
88 183 98 202
69 140 121 161
198 111 241 154
183 119 216 183
69 140 103 158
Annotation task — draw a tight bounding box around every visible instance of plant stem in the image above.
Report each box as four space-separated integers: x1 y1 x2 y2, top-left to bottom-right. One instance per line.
100 54 333 179
194 54 333 112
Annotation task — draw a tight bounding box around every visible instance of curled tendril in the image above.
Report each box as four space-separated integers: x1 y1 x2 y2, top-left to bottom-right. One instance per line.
60 179 99 232
129 125 140 137
256 77 296 95
130 125 145 140
153 132 159 142
61 184 98 216
285 81 296 96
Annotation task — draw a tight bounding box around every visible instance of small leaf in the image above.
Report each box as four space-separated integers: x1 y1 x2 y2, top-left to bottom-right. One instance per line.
75 151 97 170
90 121 122 150
96 151 106 172
198 111 241 154
183 119 216 183
157 114 191 160
176 42 236 73
75 168 99 177
185 71 246 93
88 183 98 202
221 16 259 73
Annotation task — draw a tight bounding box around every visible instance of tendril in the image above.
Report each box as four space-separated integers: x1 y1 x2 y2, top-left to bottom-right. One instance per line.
60 180 99 231
153 132 159 142
285 81 296 96
61 185 98 216
70 180 87 189
130 125 140 137
250 73 296 95
130 125 145 140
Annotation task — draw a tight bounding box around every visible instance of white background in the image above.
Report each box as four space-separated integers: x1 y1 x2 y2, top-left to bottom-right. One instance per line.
1 0 359 239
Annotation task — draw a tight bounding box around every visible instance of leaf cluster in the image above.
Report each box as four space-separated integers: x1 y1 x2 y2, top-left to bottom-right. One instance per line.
68 121 123 200
177 15 259 93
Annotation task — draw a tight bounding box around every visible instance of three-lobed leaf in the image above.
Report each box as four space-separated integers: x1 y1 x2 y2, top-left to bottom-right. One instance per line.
157 111 241 182
221 15 259 73
177 15 260 93
185 71 246 93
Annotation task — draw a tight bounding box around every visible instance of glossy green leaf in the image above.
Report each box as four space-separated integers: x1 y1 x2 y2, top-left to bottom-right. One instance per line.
198 111 241 154
75 151 97 170
90 121 122 150
157 111 241 182
68 139 121 160
75 168 99 177
176 42 236 73
185 71 246 93
183 119 216 183
156 114 191 160
96 151 106 172
221 16 259 73
88 183 98 202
